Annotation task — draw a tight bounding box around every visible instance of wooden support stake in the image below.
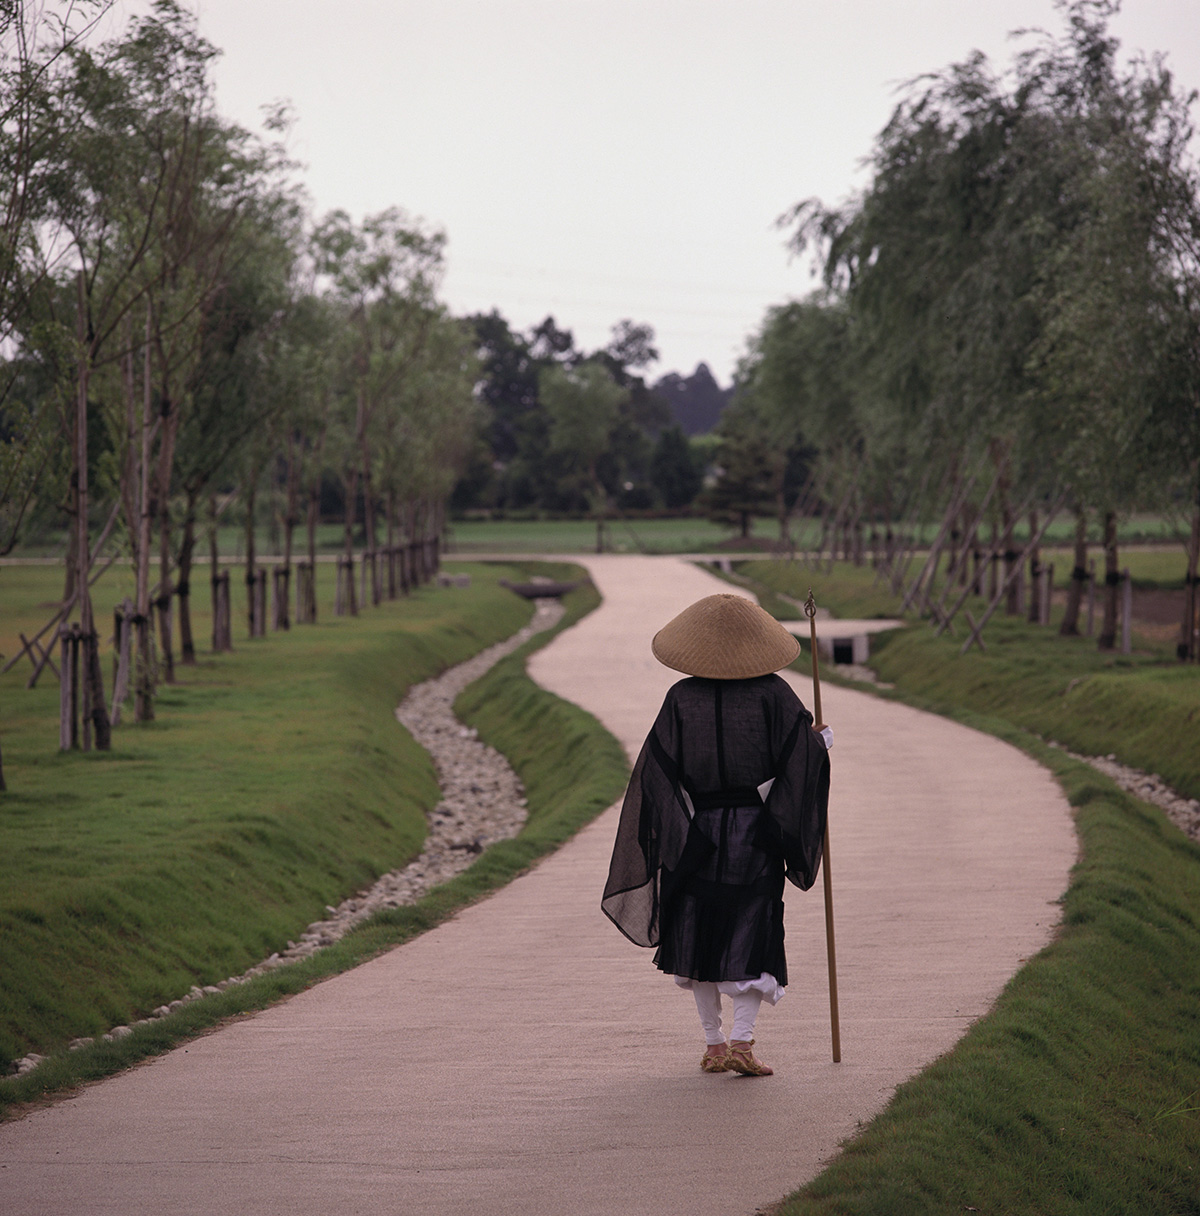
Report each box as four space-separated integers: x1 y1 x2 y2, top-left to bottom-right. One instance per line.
962 609 987 652
960 493 1068 655
1086 560 1096 637
805 589 841 1064
17 632 60 682
1121 569 1133 655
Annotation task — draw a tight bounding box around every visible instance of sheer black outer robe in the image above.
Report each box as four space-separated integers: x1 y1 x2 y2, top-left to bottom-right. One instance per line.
602 674 830 987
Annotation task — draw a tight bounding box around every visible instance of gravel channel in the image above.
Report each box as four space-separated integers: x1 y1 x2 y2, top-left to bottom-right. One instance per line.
1047 741 1200 845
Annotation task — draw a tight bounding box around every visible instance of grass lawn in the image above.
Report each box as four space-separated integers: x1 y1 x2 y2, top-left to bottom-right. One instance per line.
731 558 1200 1215
445 514 783 554
11 509 1192 563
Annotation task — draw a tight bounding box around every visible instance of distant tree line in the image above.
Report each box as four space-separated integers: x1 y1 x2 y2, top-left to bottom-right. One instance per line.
727 1 1200 656
452 313 730 520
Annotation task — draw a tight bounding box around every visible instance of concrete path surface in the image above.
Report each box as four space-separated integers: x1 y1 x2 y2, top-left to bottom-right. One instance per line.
0 556 1077 1216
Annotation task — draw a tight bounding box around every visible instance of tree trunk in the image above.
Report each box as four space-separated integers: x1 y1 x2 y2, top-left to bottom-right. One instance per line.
435 498 447 574
134 309 155 722
398 500 411 595
359 431 380 607
177 503 197 663
1001 502 1018 616
1179 471 1199 662
74 287 88 747
156 521 174 683
245 476 258 637
75 272 111 750
385 491 397 599
60 625 78 750
303 480 320 623
62 512 78 608
277 526 292 631
1026 509 1041 623
986 516 998 599
1060 508 1089 637
209 496 223 652
342 467 358 616
155 394 176 685
1097 509 1119 650
279 433 298 630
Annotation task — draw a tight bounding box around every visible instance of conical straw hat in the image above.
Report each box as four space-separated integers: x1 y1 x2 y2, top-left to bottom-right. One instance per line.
651 593 800 680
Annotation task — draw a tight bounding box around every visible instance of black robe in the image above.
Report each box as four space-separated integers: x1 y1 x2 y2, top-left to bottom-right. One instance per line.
601 674 829 987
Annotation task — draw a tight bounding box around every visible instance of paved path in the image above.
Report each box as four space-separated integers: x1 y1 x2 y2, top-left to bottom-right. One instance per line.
0 556 1076 1216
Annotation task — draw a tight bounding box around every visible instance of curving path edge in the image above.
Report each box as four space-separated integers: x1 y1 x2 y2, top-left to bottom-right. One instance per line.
0 556 1076 1216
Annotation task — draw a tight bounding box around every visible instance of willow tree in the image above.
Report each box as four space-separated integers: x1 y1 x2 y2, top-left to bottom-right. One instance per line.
1016 3 1200 647
783 0 1200 644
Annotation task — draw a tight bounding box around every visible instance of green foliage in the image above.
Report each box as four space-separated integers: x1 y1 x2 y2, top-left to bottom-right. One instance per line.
540 359 627 512
461 312 697 515
770 1 1200 532
700 399 790 537
736 294 859 463
649 424 703 510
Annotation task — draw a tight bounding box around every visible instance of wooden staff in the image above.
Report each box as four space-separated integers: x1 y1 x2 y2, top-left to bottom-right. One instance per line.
805 589 842 1063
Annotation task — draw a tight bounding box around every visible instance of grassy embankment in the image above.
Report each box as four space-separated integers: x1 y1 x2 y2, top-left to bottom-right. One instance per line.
733 558 1200 1216
0 559 627 1115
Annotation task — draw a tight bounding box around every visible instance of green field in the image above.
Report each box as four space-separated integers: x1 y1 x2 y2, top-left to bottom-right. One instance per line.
8 515 772 560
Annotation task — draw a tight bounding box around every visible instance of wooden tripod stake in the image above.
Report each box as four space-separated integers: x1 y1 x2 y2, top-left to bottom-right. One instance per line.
805 589 842 1063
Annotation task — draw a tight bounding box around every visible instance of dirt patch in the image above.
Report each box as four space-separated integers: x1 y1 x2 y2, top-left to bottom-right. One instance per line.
1132 586 1185 625
1053 585 1190 647
1132 587 1188 646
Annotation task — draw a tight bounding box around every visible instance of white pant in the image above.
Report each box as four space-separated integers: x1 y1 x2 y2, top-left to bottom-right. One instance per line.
691 981 763 1045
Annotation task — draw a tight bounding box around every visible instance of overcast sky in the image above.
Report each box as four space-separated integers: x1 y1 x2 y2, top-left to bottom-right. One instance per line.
111 1 1200 384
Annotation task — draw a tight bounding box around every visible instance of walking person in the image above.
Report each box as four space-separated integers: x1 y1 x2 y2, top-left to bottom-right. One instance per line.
602 593 831 1075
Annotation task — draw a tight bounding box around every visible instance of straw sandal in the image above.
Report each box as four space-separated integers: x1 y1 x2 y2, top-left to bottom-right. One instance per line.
701 1044 728 1073
725 1040 773 1076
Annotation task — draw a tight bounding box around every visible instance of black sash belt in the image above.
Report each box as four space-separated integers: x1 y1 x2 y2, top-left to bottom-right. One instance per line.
688 787 763 811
